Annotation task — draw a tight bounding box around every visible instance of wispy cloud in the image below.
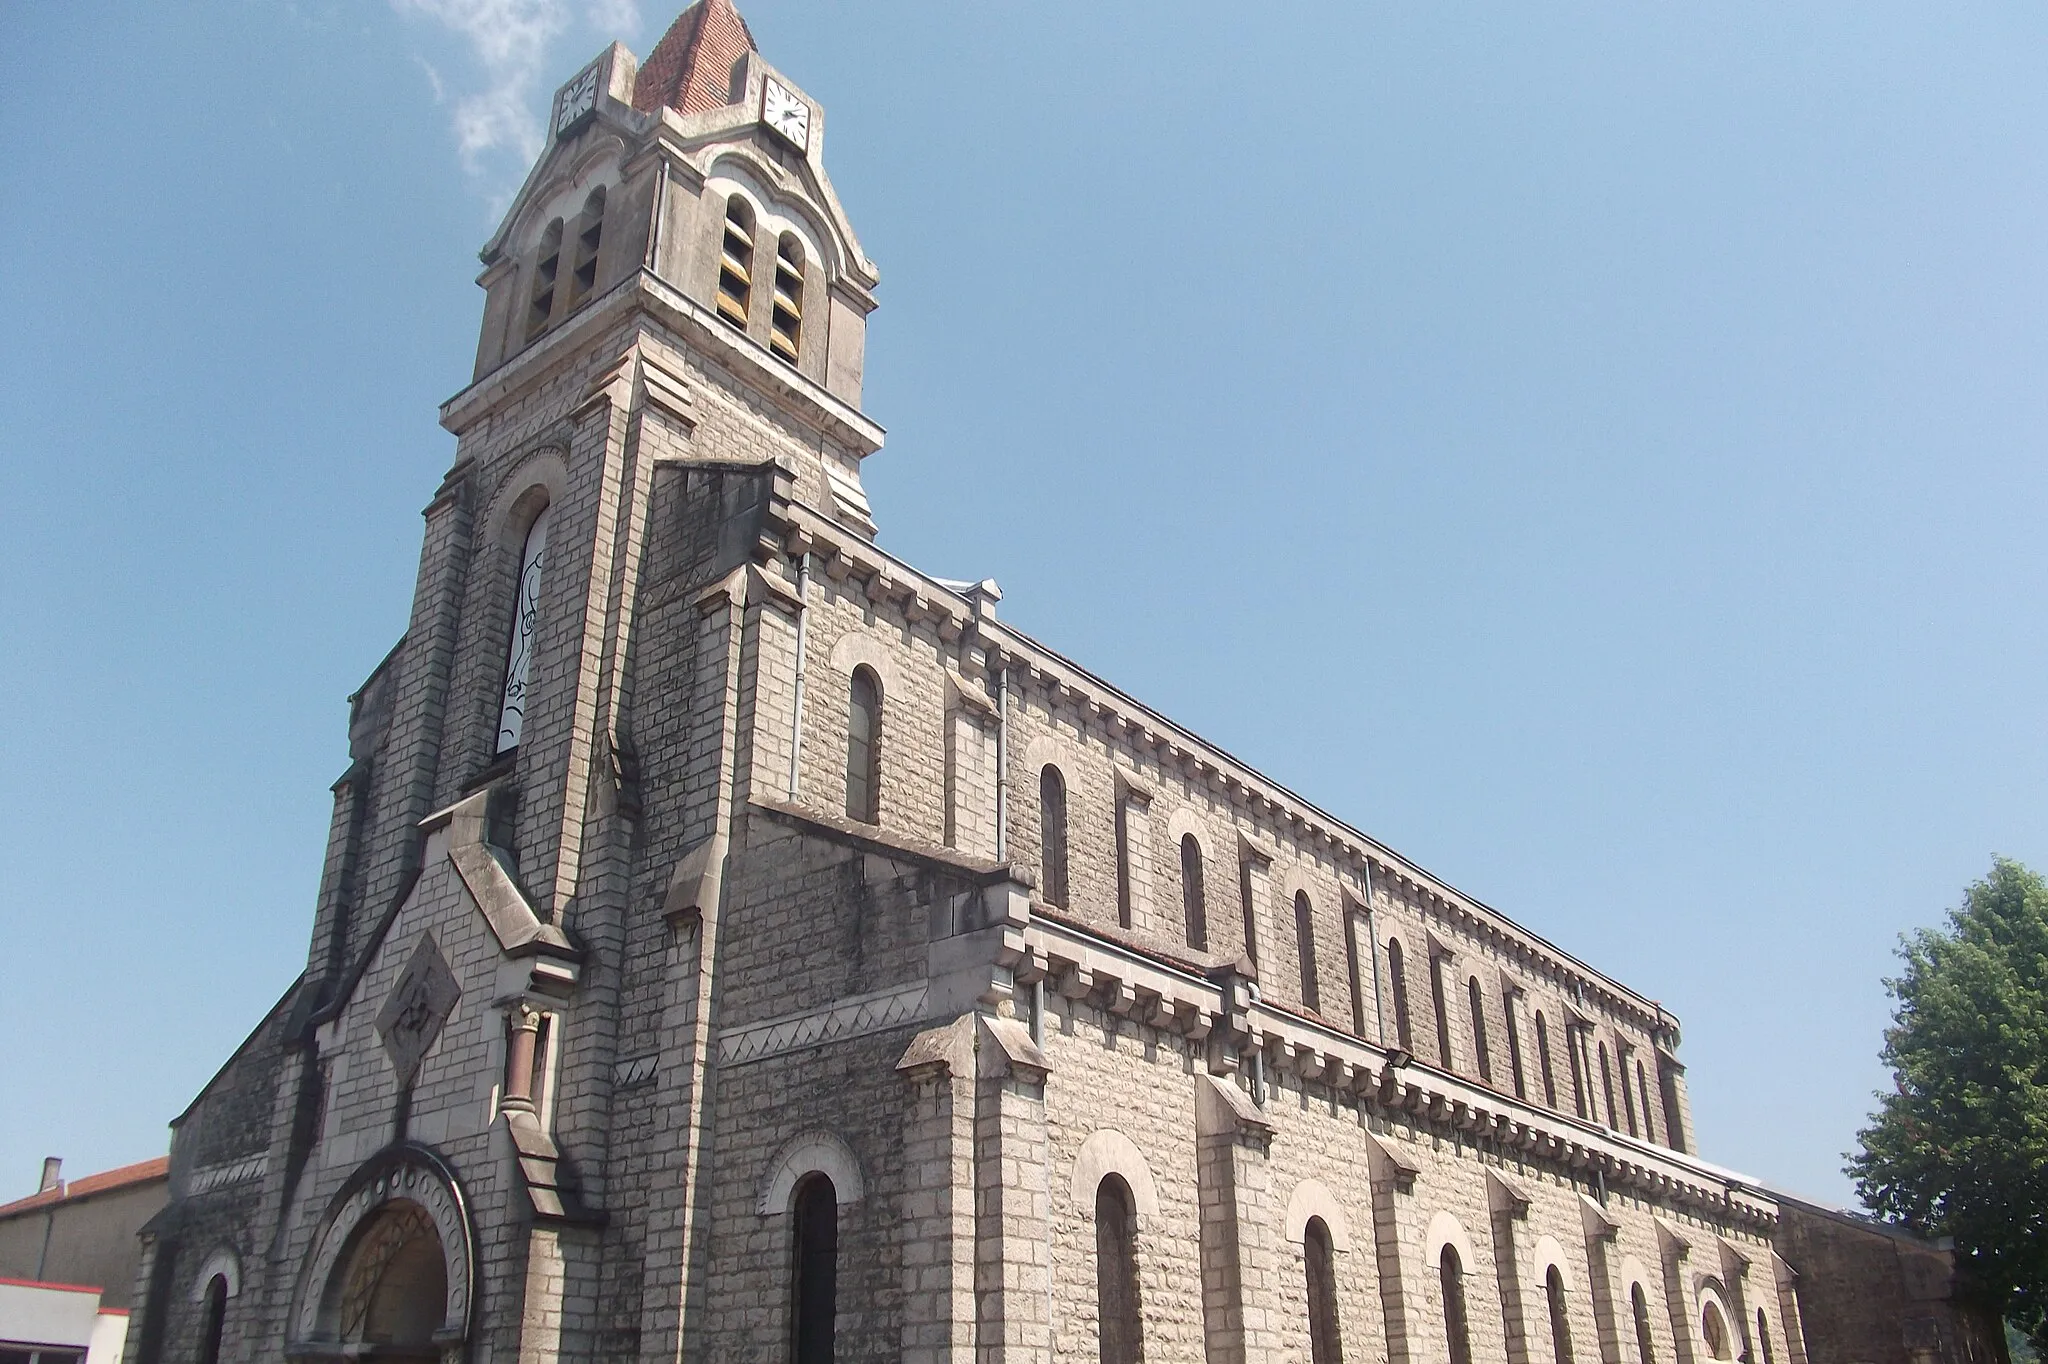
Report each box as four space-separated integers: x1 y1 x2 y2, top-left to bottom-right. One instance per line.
394 0 643 191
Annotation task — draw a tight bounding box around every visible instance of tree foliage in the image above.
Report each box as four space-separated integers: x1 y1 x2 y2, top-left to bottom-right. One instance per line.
1849 858 2048 1351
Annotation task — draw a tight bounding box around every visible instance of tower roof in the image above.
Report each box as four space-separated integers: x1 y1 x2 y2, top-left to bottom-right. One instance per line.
634 0 758 116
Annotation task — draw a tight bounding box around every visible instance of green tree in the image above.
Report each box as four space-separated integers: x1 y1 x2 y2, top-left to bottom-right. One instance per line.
1849 858 2048 1351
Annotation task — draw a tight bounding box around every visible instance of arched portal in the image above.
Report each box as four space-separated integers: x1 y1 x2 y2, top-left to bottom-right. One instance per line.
326 1202 449 1361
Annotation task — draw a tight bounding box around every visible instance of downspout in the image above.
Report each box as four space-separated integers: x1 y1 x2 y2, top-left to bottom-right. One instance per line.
1363 860 1387 1046
994 664 1010 861
787 552 809 798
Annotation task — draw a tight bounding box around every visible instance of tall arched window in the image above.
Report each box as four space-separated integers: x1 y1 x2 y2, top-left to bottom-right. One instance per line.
1632 1284 1657 1364
1304 1217 1342 1364
1429 952 1454 1069
1535 1011 1558 1108
717 195 755 330
1599 1042 1618 1129
1181 835 1207 951
1388 938 1413 1052
790 1173 837 1364
1095 1175 1142 1364
771 232 805 363
1701 1302 1731 1361
496 505 551 754
198 1274 228 1364
1295 891 1321 1013
1756 1311 1774 1364
566 186 605 310
1546 1266 1575 1364
1440 1245 1474 1364
845 667 881 824
1468 977 1492 1084
526 218 563 341
1039 765 1069 907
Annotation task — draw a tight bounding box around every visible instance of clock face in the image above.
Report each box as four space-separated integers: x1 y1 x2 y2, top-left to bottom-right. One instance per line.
556 66 598 134
763 79 810 152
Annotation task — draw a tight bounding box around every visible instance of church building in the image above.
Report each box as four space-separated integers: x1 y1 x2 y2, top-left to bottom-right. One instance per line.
126 6 1843 1364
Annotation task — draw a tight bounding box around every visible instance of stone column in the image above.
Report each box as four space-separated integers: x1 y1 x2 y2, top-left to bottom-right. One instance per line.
975 1016 1051 1364
1487 1169 1534 1364
1580 1195 1624 1364
1364 1126 1422 1364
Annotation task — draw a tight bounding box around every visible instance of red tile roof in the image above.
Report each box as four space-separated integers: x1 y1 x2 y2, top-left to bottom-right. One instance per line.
633 0 757 116
0 1157 169 1220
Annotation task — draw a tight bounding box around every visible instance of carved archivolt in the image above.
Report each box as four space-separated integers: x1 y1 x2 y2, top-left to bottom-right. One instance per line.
290 1145 474 1357
483 446 570 553
1164 807 1210 856
1069 1129 1159 1218
1282 1178 1353 1252
1531 1233 1576 1291
758 1131 866 1216
826 630 901 697
190 1246 241 1301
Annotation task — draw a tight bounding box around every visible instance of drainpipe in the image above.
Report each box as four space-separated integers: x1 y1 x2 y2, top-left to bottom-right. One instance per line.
1363 861 1387 1046
993 664 1010 861
786 552 809 799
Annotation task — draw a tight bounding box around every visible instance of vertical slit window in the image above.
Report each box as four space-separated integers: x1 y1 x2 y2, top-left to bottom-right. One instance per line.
845 667 881 824
1096 1176 1142 1364
1441 1246 1474 1364
1305 1217 1343 1364
1468 977 1492 1084
717 195 755 330
526 218 563 341
790 1173 837 1364
1181 834 1207 951
1599 1041 1618 1129
566 186 605 309
496 506 550 754
770 232 805 363
1038 765 1068 908
1503 990 1527 1099
1546 1267 1575 1364
1632 1285 1657 1364
1429 951 1453 1070
1295 892 1320 1013
1535 1011 1558 1108
1388 938 1413 1052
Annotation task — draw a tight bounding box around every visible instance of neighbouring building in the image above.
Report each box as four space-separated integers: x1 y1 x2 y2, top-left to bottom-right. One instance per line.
0 1159 168 1312
119 5 2000 1364
0 1280 133 1364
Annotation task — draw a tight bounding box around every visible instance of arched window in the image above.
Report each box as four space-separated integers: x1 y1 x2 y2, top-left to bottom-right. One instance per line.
1429 951 1454 1069
1701 1302 1731 1361
1295 891 1321 1013
1535 1011 1558 1108
790 1173 837 1364
845 667 881 824
198 1274 228 1364
1632 1284 1657 1364
1599 1042 1618 1129
566 187 605 310
496 505 550 753
1388 938 1413 1052
1756 1311 1774 1364
1181 835 1207 950
1304 1216 1342 1364
1468 977 1492 1084
526 218 563 341
1440 1245 1474 1364
1638 1060 1658 1144
1546 1266 1575 1364
771 232 805 363
1039 765 1069 907
1503 989 1527 1099
1096 1175 1142 1364
717 195 755 331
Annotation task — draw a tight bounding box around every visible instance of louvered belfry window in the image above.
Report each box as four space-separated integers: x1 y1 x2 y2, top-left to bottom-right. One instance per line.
770 233 804 363
567 187 605 310
717 196 755 330
496 506 550 754
526 219 563 342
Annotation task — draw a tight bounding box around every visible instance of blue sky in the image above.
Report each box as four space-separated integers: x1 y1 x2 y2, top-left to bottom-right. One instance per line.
2 0 2044 1210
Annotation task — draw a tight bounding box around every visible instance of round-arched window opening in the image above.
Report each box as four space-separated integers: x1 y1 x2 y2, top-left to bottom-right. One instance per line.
790 1173 837 1364
1095 1175 1142 1364
1701 1301 1732 1361
198 1274 228 1364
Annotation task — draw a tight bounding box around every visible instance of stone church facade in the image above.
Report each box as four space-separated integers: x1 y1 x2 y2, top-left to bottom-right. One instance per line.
126 6 1833 1364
